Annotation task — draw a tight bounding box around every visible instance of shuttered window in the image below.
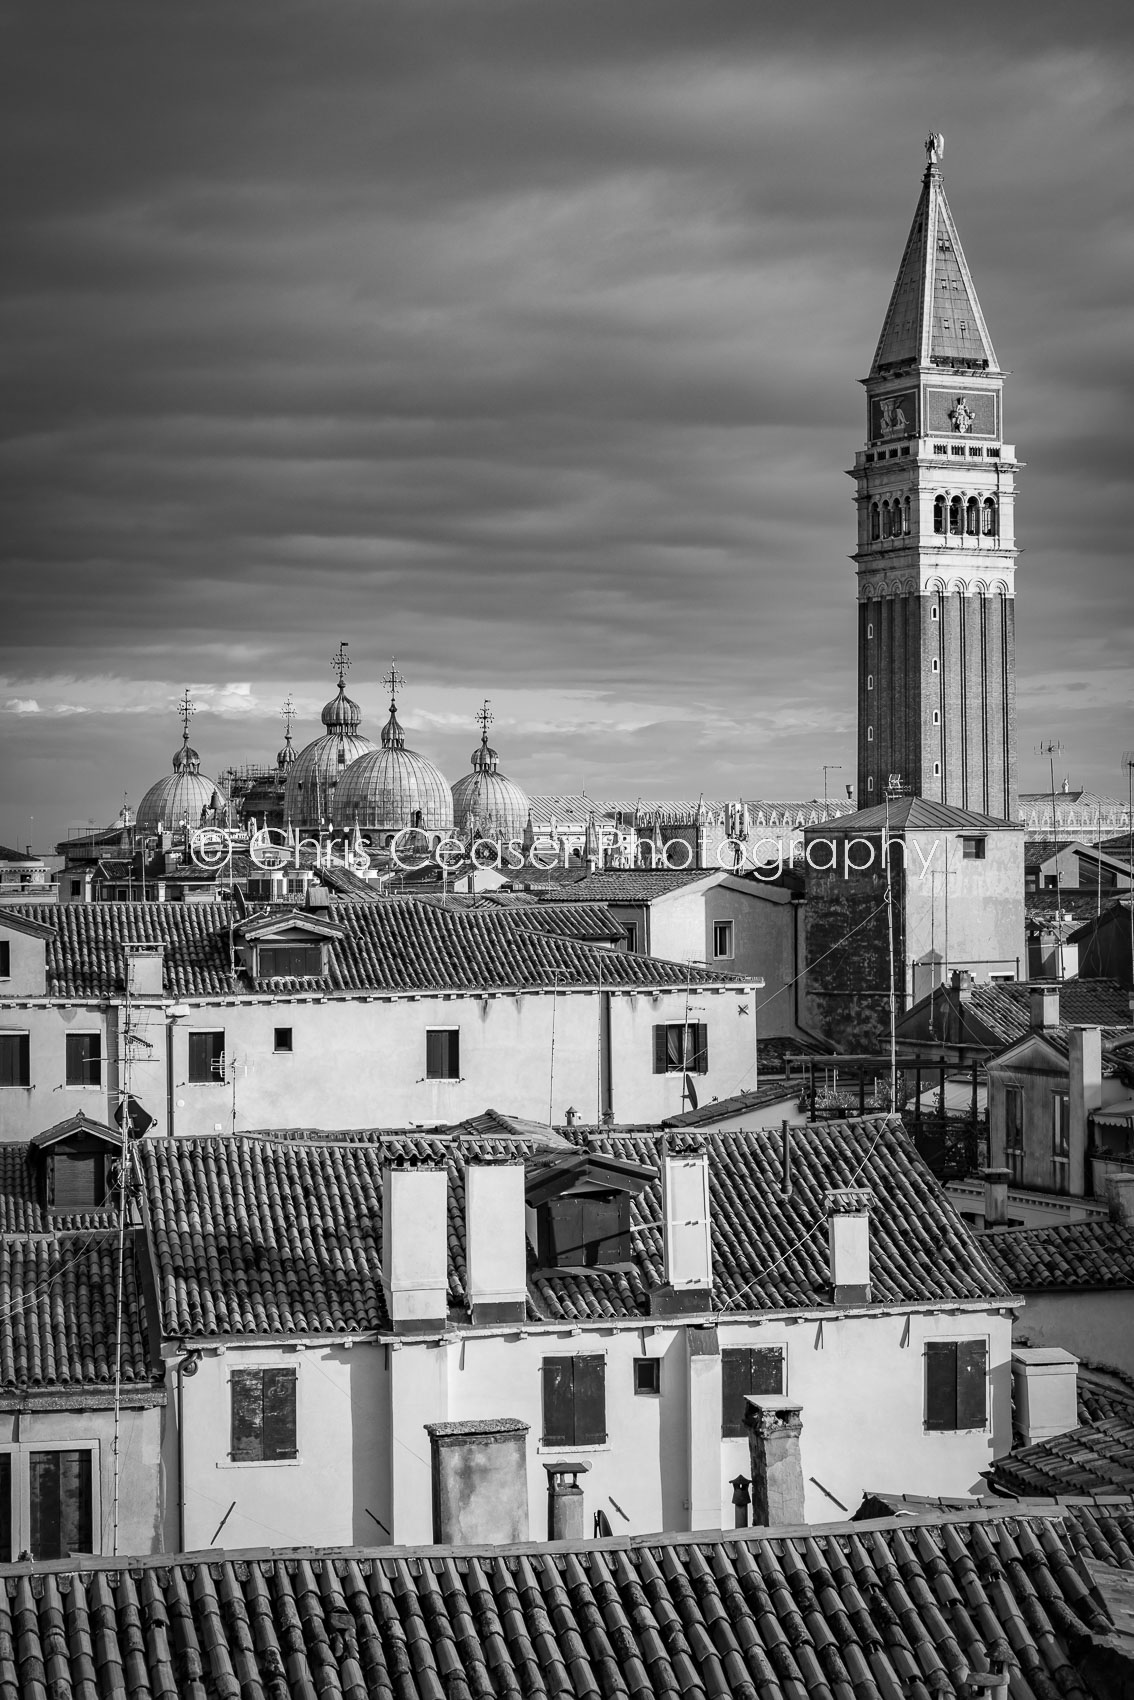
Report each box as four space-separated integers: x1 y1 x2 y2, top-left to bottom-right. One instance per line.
188 1031 226 1084
0 1454 10 1563
50 1151 106 1210
0 1034 30 1087
231 1368 298 1461
721 1347 784 1437
29 1449 93 1559
258 945 322 978
652 1023 709 1075
426 1029 460 1079
925 1340 987 1430
65 1033 102 1087
541 1355 606 1446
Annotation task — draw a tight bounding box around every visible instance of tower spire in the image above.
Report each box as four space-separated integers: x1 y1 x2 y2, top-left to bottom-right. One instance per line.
381 659 407 750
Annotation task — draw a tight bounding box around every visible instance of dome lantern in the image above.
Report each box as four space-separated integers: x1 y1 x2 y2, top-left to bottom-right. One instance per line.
329 660 453 836
283 644 378 829
451 698 530 843
135 687 231 834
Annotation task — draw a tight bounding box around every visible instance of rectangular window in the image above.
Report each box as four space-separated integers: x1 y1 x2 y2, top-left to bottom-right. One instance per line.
426 1029 460 1080
634 1357 661 1396
713 921 734 960
961 837 986 860
50 1151 106 1210
653 1023 709 1075
721 1347 785 1437
257 945 323 978
70 880 82 898
623 922 639 953
932 657 939 672
230 1368 298 1462
0 1033 30 1087
29 1449 93 1559
0 941 9 978
1052 1094 1070 1194
65 1033 102 1088
273 1027 293 1054
188 1030 226 1084
1004 1086 1024 1185
925 1339 987 1430
541 1355 606 1446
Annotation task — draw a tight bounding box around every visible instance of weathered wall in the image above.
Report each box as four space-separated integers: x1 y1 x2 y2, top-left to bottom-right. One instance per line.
0 1400 166 1557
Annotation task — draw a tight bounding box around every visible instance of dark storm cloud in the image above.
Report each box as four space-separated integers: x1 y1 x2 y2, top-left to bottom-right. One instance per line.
2 0 1133 840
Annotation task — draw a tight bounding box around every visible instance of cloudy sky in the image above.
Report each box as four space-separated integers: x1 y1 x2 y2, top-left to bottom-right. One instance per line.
3 1 1132 848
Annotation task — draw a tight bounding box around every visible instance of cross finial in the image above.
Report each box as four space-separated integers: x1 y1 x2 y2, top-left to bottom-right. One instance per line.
282 693 296 738
476 698 493 738
331 641 351 687
382 658 406 707
177 688 195 741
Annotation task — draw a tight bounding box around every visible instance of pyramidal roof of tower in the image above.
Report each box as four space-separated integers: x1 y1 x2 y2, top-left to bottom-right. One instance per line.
870 151 998 379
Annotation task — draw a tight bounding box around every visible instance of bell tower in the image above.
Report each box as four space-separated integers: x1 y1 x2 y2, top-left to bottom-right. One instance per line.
853 134 1019 819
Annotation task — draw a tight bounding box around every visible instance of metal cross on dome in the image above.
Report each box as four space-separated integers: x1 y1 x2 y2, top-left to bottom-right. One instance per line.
177 688 195 738
331 641 351 687
382 659 406 707
476 699 493 736
281 694 296 736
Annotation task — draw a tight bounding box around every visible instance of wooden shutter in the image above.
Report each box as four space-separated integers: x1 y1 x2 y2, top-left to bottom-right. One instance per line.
542 1356 575 1445
231 1370 265 1460
653 1026 668 1074
691 1023 709 1074
925 1341 958 1430
426 1031 443 1078
955 1340 987 1429
574 1356 606 1445
721 1348 751 1438
262 1369 298 1459
446 1031 460 1077
585 1196 622 1266
0 1453 10 1563
51 1152 103 1210
0 1035 29 1087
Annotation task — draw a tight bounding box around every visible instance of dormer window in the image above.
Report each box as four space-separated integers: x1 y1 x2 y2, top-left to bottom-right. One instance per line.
527 1151 655 1272
50 1145 107 1211
257 944 323 978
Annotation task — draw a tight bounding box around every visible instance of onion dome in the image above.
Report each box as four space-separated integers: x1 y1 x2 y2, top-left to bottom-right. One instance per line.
452 700 530 842
276 694 299 773
136 691 231 833
329 675 452 836
283 651 376 828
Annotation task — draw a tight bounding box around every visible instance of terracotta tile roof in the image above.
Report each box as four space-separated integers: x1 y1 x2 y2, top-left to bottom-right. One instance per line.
660 1082 801 1128
0 1506 1123 1696
0 1230 156 1395
990 1420 1134 1497
811 798 1021 835
9 899 743 999
508 869 716 900
136 1117 1011 1340
982 1220 1134 1291
406 892 627 942
910 978 1134 1051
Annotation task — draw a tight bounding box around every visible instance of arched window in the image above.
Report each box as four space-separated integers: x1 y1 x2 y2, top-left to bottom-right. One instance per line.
949 496 963 535
932 709 940 725
882 502 892 539
867 776 874 793
966 497 980 536
903 497 911 534
933 496 946 534
931 603 939 621
870 503 881 541
867 675 874 690
867 726 874 741
982 498 997 536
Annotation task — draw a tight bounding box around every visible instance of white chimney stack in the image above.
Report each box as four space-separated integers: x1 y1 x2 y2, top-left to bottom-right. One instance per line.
382 1165 449 1334
465 1162 528 1326
1069 1027 1102 1199
661 1152 713 1294
1029 985 1060 1033
124 942 164 998
826 1189 873 1304
1011 1348 1079 1446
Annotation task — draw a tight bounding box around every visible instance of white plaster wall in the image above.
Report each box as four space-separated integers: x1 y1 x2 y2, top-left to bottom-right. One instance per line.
1012 1291 1134 1377
0 923 47 997
902 830 1024 993
0 1002 113 1139
0 1404 166 1557
179 1343 389 1552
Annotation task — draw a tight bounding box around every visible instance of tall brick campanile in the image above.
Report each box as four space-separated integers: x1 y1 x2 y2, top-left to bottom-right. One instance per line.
852 135 1019 819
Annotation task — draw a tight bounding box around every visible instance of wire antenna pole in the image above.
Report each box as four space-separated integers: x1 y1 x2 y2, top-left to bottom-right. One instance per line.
110 958 134 1555
1123 752 1134 989
1037 740 1064 979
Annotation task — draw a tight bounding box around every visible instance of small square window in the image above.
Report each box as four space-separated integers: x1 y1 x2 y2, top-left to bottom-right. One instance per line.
274 1027 293 1053
961 837 986 860
713 921 734 960
634 1358 661 1396
65 1033 102 1088
426 1029 460 1079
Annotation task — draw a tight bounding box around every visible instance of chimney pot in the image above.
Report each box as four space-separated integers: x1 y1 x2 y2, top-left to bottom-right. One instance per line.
981 1167 1011 1229
1029 984 1060 1033
542 1459 591 1540
743 1401 805 1526
1107 1173 1134 1227
825 1188 872 1304
1011 1348 1079 1446
425 1418 530 1544
465 1162 528 1326
381 1165 449 1333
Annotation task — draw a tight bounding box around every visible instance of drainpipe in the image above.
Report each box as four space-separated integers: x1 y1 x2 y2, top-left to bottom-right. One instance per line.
176 1347 202 1552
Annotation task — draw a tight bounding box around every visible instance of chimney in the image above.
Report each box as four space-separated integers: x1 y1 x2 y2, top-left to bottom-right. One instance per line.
825 1188 872 1304
1108 1173 1134 1227
425 1419 530 1544
651 1152 713 1315
744 1401 805 1526
950 968 974 1002
1011 1348 1079 1446
381 1165 449 1333
465 1161 528 1326
1068 1027 1102 1199
124 942 164 998
543 1460 590 1540
982 1167 1011 1229
1029 984 1060 1033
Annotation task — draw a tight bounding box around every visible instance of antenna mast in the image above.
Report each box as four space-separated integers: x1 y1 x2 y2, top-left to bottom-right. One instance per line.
1037 741 1064 979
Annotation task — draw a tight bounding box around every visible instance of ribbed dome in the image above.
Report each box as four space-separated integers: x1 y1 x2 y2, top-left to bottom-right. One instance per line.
329 697 451 834
321 683 363 733
283 728 376 828
452 729 530 841
136 736 230 833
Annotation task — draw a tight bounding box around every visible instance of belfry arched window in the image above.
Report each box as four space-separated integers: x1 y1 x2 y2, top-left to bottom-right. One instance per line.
949 496 963 535
933 496 946 534
882 502 892 539
982 498 997 536
903 497 911 534
966 497 980 536
870 503 881 541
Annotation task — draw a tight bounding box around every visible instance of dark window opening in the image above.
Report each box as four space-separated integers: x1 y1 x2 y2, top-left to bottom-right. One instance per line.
623 922 639 953
65 1033 101 1087
538 1192 630 1268
258 945 322 979
961 837 986 859
870 504 880 542
49 1145 106 1210
966 497 980 536
0 1455 9 1563
29 1450 93 1559
925 1339 987 1430
188 1030 225 1084
933 495 946 534
949 496 963 535
713 921 733 959
0 1033 30 1087
882 502 892 539
273 1027 293 1053
231 1367 298 1461
542 1355 606 1446
982 499 997 536
634 1358 661 1396
426 1029 460 1079
0 942 9 977
722 1347 785 1437
653 1023 708 1075
1052 1094 1070 1194
1005 1087 1024 1185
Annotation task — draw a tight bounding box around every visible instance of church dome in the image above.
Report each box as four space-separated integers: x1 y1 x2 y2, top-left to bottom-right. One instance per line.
283 659 377 828
451 705 529 841
329 693 452 836
136 700 231 833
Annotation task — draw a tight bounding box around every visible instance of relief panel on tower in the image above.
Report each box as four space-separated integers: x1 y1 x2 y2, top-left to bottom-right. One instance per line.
925 388 998 438
869 390 918 444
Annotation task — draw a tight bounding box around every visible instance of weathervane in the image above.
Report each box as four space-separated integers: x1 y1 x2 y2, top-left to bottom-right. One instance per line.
331 641 351 688
177 688 195 741
382 658 406 710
